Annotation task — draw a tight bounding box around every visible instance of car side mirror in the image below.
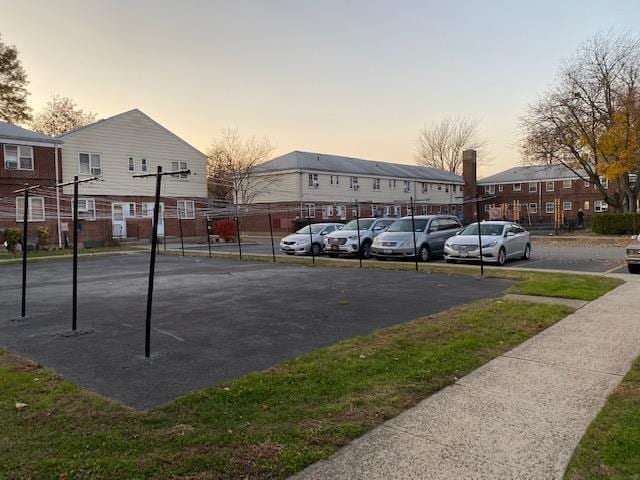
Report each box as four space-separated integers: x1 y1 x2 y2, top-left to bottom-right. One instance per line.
320 231 327 235
506 231 515 237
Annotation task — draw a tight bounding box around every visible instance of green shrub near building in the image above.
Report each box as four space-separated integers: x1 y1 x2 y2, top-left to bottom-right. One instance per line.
592 214 640 235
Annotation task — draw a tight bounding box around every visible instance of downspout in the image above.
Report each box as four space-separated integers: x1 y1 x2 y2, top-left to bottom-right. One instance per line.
54 144 62 248
538 181 542 222
299 171 303 218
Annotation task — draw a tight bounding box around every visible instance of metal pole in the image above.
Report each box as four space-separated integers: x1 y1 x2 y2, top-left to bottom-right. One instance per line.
206 217 212 258
235 214 242 259
355 200 362 268
410 197 418 272
145 165 162 358
178 213 185 256
72 176 78 331
307 215 315 264
268 204 276 262
476 198 484 277
21 185 29 318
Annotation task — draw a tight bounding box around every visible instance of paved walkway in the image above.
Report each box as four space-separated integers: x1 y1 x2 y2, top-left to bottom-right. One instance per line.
293 282 640 479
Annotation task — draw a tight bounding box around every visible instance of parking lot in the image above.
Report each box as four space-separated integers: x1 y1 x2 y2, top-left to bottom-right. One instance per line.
173 237 627 274
0 254 512 409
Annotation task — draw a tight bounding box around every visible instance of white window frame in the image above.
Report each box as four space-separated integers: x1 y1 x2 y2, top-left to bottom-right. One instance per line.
594 200 608 213
403 180 411 193
513 183 521 191
177 200 195 219
393 205 402 217
308 173 318 188
529 182 537 193
422 182 429 193
77 198 97 221
124 202 136 218
484 185 495 194
584 201 590 211
562 179 572 189
373 178 380 190
326 205 334 217
171 161 189 179
498 184 504 192
528 203 537 214
142 201 165 218
545 202 555 214
584 180 590 188
371 204 379 216
305 203 315 218
128 157 135 172
4 144 34 171
336 205 346 220
350 177 359 189
562 201 572 211
79 152 102 176
141 158 148 173
16 196 45 222
545 181 555 192
599 176 609 189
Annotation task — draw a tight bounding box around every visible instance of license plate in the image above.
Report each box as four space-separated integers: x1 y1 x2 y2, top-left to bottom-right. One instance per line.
331 245 338 251
384 249 392 254
459 252 468 257
283 246 291 250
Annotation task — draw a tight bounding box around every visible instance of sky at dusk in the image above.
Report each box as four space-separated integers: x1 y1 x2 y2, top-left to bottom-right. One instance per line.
2 0 640 176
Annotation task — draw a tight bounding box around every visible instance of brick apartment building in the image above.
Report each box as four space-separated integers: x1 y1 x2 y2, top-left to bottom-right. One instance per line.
0 121 63 246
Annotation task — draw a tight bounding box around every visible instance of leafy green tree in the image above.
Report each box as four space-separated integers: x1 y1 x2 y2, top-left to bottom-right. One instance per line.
0 35 31 123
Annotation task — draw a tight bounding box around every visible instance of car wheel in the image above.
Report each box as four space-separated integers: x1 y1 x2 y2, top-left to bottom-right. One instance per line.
521 243 531 260
417 245 431 262
360 241 372 259
628 264 640 274
497 247 507 266
310 243 321 256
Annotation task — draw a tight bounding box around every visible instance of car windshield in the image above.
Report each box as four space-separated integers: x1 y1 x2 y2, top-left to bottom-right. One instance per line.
387 219 429 232
342 219 375 230
460 223 505 236
296 224 325 234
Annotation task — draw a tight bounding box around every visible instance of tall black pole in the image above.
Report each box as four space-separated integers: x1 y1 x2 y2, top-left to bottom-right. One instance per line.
72 176 79 330
268 204 276 262
145 165 162 357
235 215 242 259
355 200 362 268
476 198 484 277
307 215 315 264
206 218 212 258
20 185 29 318
410 197 418 272
178 213 185 256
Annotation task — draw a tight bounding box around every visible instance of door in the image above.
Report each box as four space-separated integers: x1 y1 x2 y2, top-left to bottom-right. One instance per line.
112 203 127 238
503 225 521 258
143 202 165 236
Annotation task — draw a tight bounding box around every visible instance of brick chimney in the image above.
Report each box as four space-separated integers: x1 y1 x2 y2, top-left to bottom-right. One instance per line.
462 149 478 222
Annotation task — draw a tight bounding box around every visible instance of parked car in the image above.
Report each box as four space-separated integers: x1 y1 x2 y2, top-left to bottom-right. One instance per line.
625 236 640 273
324 218 395 258
371 215 462 261
280 223 344 256
444 221 531 266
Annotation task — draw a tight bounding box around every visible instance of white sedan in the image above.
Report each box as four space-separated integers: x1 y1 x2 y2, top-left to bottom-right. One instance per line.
444 221 531 266
280 223 344 256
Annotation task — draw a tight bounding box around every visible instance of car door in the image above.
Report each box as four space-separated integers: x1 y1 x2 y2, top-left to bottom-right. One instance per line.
441 217 461 243
503 225 519 258
427 218 445 253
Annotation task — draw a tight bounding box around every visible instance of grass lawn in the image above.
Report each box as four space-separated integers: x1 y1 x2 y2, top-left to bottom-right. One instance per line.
0 246 132 264
564 355 640 480
0 300 573 479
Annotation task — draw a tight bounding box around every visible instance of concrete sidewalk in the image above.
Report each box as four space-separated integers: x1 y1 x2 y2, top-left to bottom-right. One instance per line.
293 282 640 480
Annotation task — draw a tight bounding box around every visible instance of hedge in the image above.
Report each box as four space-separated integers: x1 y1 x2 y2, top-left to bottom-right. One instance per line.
592 214 640 235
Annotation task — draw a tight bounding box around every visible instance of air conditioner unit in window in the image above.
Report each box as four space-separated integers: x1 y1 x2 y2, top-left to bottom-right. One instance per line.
404 187 411 193
313 181 319 188
353 185 359 190
91 167 101 175
6 161 18 169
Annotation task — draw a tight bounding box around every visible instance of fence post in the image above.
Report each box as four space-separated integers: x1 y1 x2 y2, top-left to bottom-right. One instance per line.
476 198 484 277
178 213 185 256
410 197 418 272
307 215 315 264
235 214 242 259
268 204 276 262
355 200 362 268
206 217 212 258
72 177 78 330
20 185 29 318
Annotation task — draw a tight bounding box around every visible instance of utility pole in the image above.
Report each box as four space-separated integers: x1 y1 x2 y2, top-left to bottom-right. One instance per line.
57 176 99 330
13 184 40 318
355 200 362 268
133 165 191 357
410 197 418 272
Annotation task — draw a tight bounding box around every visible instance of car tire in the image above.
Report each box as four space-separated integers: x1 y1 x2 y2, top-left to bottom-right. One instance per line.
497 247 507 266
417 244 431 262
360 241 372 259
375 256 386 261
310 243 321 256
521 243 531 260
628 264 640 274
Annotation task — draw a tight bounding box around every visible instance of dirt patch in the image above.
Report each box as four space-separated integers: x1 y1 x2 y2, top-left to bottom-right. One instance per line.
0 352 41 372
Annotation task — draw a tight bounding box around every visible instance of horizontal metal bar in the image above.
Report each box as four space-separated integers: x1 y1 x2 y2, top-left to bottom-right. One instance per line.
132 169 191 178
57 176 100 187
12 184 41 194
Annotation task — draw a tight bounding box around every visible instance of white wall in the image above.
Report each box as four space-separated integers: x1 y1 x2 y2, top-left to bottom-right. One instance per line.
60 110 207 198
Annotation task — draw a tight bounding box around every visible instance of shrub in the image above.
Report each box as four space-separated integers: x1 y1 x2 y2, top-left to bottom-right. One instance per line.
3 228 22 251
36 226 49 245
592 214 640 235
213 219 237 242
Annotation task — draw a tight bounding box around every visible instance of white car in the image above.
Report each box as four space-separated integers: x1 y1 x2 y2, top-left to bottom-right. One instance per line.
324 217 395 258
280 223 344 256
444 221 531 266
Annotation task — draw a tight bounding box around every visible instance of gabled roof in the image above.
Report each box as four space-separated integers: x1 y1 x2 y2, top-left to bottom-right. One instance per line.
58 108 206 158
255 151 464 184
478 165 585 185
0 121 63 144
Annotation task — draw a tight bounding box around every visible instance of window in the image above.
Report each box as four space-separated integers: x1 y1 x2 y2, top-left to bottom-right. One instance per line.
594 200 608 213
437 184 442 191
563 201 572 211
545 202 555 214
422 204 428 214
584 180 590 188
529 182 537 192
485 185 495 194
141 158 147 172
484 204 490 213
388 179 392 188
16 197 45 222
528 203 537 214
584 201 590 210
600 176 609 189
384 205 391 216
177 200 195 219
422 182 429 193
124 202 136 217
393 180 397 188
326 205 334 217
350 177 359 189
545 181 554 192
305 203 315 218
403 180 410 192
336 205 346 220
308 173 318 188
4 145 33 170
371 204 379 216
498 184 504 192
373 178 380 190
563 179 572 189
513 183 521 191
77 198 96 220
445 185 449 193
79 152 102 176
330 175 339 185
406 204 412 215
393 205 402 217
128 157 134 172
171 161 189 179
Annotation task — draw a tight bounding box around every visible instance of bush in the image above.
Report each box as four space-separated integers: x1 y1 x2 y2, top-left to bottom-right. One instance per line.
36 226 49 245
291 218 310 232
592 214 640 235
3 228 22 251
213 219 237 242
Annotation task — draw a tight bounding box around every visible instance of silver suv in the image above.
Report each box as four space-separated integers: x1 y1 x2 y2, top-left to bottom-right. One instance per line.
372 215 462 261
324 217 395 258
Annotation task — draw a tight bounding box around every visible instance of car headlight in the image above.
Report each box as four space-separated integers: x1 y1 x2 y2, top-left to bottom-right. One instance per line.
347 234 359 240
482 240 498 248
372 237 381 246
298 239 309 245
627 248 639 255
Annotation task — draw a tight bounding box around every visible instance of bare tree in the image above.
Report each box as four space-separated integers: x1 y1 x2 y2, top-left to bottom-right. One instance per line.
30 95 96 136
207 128 279 204
520 31 640 213
0 35 31 123
415 117 487 174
